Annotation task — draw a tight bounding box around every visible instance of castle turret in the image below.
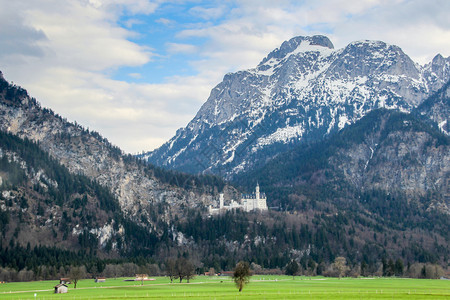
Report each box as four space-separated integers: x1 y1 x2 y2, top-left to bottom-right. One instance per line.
255 183 260 200
219 193 224 209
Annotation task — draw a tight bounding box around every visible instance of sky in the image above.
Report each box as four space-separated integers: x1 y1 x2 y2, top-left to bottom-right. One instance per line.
1 0 449 154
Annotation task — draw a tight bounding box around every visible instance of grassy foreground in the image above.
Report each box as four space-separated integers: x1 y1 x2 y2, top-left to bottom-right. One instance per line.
0 275 449 299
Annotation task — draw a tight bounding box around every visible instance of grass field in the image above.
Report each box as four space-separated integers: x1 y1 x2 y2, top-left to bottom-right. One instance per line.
0 275 449 299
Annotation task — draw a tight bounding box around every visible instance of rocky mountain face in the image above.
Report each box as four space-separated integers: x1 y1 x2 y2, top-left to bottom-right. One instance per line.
145 35 450 178
236 108 449 215
0 72 226 231
331 111 449 214
415 80 450 135
0 130 123 251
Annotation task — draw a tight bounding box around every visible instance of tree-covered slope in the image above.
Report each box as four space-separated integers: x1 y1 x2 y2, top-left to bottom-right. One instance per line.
154 110 448 274
236 109 448 213
0 130 124 252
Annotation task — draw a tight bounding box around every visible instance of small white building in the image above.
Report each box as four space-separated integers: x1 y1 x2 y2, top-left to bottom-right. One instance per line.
54 284 68 294
209 183 268 214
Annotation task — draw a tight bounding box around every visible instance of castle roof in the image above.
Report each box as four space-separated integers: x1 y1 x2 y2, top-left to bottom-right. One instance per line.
241 192 266 199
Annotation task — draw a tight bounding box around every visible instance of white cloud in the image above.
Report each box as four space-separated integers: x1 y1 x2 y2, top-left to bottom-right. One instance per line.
188 5 226 20
176 0 450 83
128 73 143 79
155 18 174 26
0 3 48 62
19 65 211 153
166 42 198 54
330 0 450 64
88 0 159 15
123 18 145 28
27 1 152 71
0 0 160 153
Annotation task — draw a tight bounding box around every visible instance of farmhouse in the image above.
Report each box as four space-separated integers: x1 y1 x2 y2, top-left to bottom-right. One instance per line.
209 183 268 214
54 284 68 294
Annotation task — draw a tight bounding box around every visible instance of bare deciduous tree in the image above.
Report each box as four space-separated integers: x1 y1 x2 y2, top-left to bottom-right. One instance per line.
332 257 349 279
174 257 195 283
69 266 86 289
232 261 252 292
165 258 177 283
183 260 195 283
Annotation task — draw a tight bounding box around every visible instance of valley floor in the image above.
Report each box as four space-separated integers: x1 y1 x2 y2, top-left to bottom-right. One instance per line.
0 275 449 299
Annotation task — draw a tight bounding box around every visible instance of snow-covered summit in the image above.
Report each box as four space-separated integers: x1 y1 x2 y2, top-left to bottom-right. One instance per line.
259 35 334 65
145 35 450 178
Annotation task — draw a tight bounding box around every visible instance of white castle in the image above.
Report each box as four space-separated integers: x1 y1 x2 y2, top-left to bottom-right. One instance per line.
208 183 268 214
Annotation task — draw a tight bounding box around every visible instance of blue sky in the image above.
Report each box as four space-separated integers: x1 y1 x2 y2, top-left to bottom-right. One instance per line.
114 2 218 83
0 0 449 153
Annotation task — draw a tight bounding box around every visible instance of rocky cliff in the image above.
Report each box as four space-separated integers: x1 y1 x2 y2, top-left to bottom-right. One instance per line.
236 108 449 215
415 80 450 135
0 130 123 250
0 72 225 226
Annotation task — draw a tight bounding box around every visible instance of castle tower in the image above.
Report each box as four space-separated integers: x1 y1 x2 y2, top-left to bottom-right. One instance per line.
255 183 260 200
219 193 224 209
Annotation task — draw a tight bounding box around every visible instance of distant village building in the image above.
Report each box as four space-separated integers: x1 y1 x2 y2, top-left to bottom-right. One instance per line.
135 274 148 280
209 184 268 214
54 284 68 294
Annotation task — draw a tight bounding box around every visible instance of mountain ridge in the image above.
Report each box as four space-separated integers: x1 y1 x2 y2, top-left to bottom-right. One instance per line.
145 35 450 178
0 71 230 231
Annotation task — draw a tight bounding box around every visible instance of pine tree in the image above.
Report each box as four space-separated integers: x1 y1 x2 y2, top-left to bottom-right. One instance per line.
285 260 300 279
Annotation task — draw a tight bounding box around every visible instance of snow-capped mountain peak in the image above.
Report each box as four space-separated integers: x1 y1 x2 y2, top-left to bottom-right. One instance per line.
145 35 450 178
259 35 334 65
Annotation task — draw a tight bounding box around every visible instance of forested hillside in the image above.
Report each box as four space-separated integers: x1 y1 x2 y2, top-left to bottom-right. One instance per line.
160 110 449 275
0 129 171 255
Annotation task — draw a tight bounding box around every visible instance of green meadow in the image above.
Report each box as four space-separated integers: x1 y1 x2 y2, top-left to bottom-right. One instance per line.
0 275 449 299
